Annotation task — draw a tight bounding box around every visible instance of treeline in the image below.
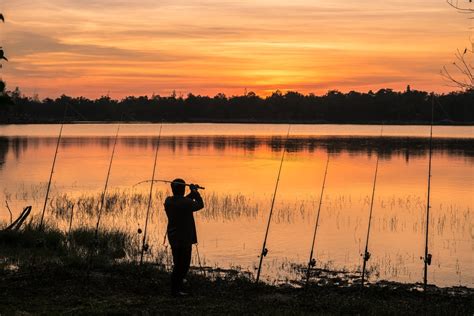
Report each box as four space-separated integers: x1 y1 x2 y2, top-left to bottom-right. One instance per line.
1 85 473 124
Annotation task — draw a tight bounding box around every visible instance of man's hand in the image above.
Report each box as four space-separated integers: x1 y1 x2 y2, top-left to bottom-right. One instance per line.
186 184 204 211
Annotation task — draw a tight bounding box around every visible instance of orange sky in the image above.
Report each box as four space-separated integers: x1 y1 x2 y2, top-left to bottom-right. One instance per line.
0 0 472 98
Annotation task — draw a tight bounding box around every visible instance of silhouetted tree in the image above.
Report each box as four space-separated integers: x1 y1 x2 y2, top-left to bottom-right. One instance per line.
441 0 473 90
0 12 13 117
0 80 14 115
2 89 472 124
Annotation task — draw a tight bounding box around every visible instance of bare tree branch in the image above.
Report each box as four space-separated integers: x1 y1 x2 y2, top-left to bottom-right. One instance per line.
441 1 474 90
446 0 474 13
5 200 13 225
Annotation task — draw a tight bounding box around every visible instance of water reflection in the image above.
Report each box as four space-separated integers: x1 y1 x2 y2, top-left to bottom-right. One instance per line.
1 135 473 168
0 125 472 287
0 138 7 168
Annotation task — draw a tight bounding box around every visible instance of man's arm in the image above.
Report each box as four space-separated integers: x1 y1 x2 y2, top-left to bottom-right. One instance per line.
185 187 204 212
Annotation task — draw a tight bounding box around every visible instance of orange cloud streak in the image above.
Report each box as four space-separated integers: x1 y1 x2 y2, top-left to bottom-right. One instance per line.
0 0 471 98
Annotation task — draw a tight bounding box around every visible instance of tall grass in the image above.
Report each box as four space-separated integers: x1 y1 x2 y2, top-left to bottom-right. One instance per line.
1 185 471 286
0 221 141 267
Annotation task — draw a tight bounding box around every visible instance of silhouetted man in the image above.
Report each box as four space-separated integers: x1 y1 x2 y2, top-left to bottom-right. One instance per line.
164 178 204 297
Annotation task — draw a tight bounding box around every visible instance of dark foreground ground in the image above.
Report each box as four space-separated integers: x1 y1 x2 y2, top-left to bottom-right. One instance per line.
0 226 472 315
1 262 472 315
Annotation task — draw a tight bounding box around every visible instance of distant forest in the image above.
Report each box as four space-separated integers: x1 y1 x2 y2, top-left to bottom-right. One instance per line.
0 85 473 124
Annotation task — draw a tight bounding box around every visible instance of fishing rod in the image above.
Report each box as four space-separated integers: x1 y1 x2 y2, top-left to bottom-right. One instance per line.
305 153 330 286
139 122 163 265
195 243 206 276
67 203 75 245
423 94 435 291
86 122 121 277
133 179 205 190
94 123 121 240
360 125 384 286
39 104 68 229
255 125 291 284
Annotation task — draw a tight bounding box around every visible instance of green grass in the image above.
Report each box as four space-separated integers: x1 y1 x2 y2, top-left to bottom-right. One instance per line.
0 223 64 250
0 223 136 269
68 227 129 259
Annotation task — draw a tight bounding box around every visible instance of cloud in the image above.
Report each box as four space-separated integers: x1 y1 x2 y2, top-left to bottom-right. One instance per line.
1 0 469 97
6 30 189 61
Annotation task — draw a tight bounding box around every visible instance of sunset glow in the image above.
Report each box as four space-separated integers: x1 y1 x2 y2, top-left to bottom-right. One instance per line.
0 0 471 98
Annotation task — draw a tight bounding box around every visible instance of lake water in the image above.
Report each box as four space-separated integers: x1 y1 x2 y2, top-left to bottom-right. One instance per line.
0 123 472 287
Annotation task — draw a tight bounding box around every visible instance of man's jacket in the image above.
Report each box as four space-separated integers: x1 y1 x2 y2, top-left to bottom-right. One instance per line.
164 191 204 247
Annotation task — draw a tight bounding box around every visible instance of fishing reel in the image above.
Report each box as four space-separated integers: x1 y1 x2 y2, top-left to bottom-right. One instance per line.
309 258 316 267
143 243 150 252
362 251 371 262
262 248 268 257
424 253 432 266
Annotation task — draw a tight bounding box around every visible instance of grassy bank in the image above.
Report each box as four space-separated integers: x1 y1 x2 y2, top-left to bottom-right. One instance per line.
0 225 472 315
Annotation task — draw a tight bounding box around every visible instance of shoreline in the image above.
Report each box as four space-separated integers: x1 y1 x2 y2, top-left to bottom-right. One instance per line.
1 120 474 126
1 261 473 315
1 220 472 314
